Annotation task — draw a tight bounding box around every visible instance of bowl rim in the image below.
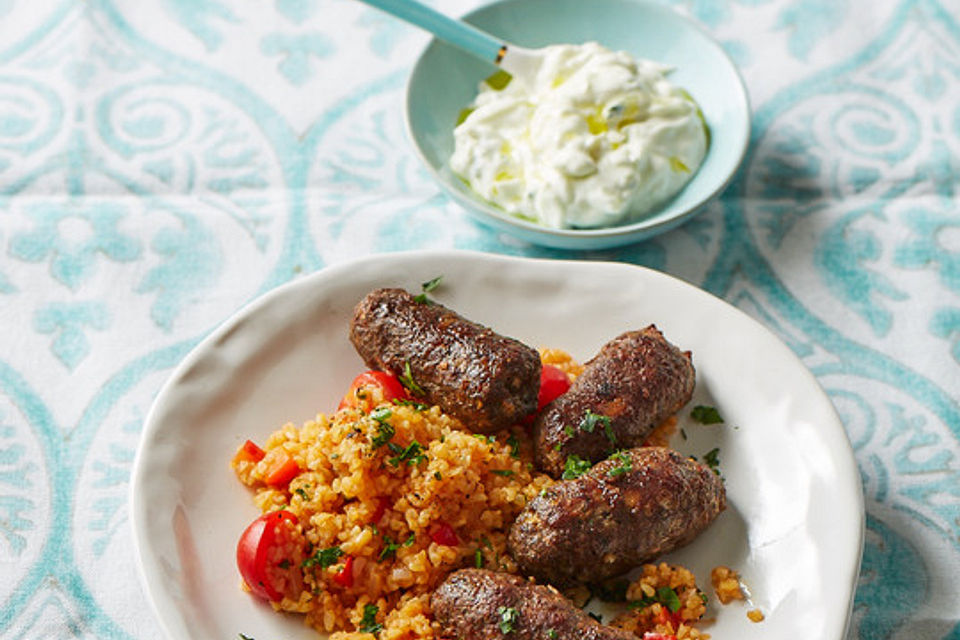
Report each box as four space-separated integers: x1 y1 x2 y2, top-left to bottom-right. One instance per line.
403 0 752 247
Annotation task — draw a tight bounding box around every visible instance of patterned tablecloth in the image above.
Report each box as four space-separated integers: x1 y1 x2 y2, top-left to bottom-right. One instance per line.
1 0 958 638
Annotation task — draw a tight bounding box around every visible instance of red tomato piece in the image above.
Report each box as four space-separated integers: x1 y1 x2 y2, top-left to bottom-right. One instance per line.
333 555 354 587
429 522 459 546
643 634 678 640
236 510 299 601
537 365 571 410
263 449 300 487
338 371 410 412
238 439 266 462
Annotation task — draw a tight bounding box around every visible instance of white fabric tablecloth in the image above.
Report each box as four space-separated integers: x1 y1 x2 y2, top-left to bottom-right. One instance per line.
0 0 958 637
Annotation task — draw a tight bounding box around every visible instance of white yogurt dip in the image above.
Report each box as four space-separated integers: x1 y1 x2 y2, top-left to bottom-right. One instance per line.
450 42 709 229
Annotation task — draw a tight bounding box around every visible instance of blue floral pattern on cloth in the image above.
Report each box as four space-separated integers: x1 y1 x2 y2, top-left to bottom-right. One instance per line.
0 0 958 638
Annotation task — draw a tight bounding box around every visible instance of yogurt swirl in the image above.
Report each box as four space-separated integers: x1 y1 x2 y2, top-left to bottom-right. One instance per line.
450 42 709 229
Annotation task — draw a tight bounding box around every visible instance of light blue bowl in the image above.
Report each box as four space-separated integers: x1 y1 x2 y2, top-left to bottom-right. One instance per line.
405 0 750 250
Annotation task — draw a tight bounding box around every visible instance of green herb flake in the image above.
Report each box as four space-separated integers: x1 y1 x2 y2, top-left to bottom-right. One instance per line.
370 417 396 450
238 634 254 640
393 398 428 411
561 454 592 480
657 586 682 613
579 411 612 441
474 549 484 568
359 603 383 634
547 630 558 639
498 606 520 634
386 440 427 467
413 275 443 304
378 532 416 561
563 425 575 437
434 471 443 481
506 435 521 458
400 361 426 397
607 451 633 478
603 420 617 446
703 447 721 474
294 487 309 500
370 407 392 423
491 469 515 477
302 545 344 569
691 405 724 424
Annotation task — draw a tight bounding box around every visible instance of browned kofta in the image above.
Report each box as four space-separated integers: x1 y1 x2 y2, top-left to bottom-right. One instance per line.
508 447 725 587
534 326 695 478
349 288 541 433
432 568 635 640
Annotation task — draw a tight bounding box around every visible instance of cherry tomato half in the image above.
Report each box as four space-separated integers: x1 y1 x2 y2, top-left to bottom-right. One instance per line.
537 365 571 410
338 370 410 412
236 510 300 601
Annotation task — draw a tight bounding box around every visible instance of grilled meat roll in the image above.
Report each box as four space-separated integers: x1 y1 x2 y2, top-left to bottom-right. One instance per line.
432 568 635 640
509 447 725 587
350 288 541 433
534 326 695 477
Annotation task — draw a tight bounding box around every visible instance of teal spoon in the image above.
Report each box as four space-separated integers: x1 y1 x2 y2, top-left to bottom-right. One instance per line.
357 0 544 81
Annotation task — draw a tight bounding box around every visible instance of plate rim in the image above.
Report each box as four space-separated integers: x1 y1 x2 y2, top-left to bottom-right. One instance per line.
130 249 863 640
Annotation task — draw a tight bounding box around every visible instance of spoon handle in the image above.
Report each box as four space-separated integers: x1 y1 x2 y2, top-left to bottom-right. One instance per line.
358 0 507 63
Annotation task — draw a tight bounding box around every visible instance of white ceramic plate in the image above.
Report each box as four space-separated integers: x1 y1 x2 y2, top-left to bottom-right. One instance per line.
130 250 863 640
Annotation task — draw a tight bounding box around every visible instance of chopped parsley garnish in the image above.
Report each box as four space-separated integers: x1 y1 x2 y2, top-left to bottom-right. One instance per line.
386 440 427 466
506 435 520 458
238 634 254 640
658 586 682 612
691 405 724 424
474 549 484 568
474 433 496 444
413 275 443 303
498 606 520 634
579 411 615 445
294 487 310 500
393 398 428 411
434 471 443 480
607 451 633 477
370 407 392 423
379 533 416 561
359 603 383 634
561 454 591 480
302 545 344 569
370 411 395 449
547 630 558 639
491 469 515 477
563 425 575 437
399 361 425 397
703 447 721 474
628 586 683 613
